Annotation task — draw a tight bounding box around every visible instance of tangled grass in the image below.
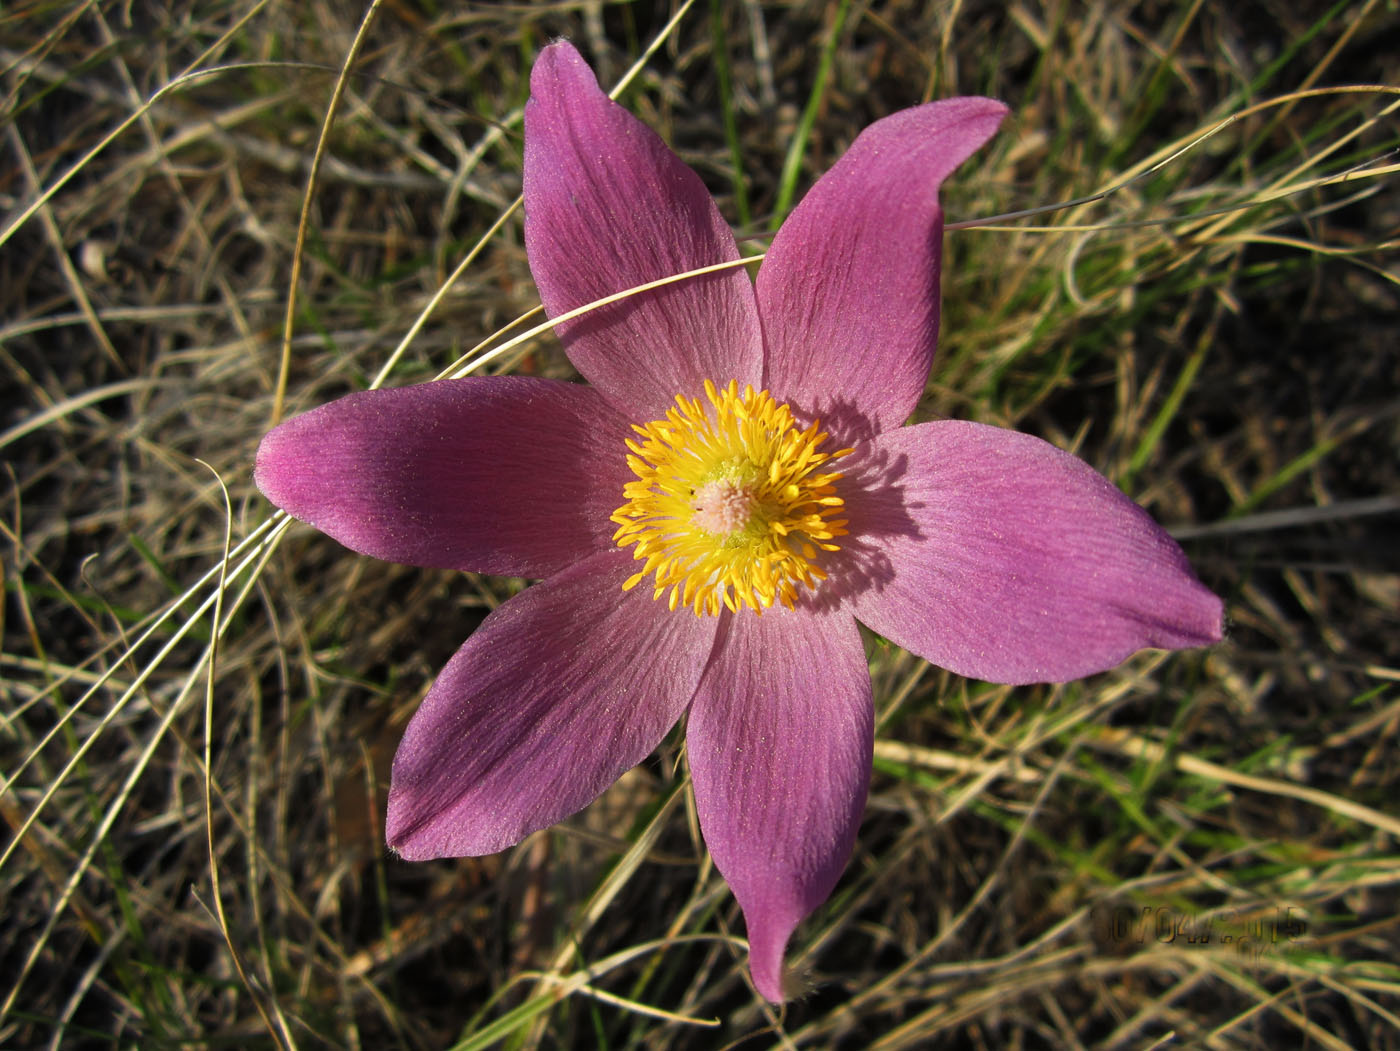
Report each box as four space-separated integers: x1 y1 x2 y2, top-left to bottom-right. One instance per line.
2 1 1398 1047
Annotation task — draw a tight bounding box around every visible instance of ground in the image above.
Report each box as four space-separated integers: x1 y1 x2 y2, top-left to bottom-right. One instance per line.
2 1 1398 1048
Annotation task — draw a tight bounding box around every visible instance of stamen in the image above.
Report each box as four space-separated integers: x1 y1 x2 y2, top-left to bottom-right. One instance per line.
610 380 851 616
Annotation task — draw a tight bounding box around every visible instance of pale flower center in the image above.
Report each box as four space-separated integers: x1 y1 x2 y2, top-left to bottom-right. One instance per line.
690 478 754 535
610 379 852 616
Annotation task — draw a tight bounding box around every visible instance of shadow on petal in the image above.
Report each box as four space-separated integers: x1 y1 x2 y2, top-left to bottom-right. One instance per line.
803 416 922 614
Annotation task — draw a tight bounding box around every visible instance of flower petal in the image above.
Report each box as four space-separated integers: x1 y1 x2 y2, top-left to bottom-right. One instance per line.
387 549 718 858
254 376 630 578
686 605 873 1001
524 41 763 420
756 98 1007 437
844 421 1224 684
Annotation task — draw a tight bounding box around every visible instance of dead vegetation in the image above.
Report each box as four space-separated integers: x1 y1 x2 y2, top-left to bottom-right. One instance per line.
2 1 1398 1047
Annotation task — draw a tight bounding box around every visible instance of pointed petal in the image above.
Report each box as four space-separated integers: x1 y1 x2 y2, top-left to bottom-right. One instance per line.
845 421 1224 684
686 605 872 1001
254 377 631 578
387 549 717 858
757 98 1006 437
524 41 763 420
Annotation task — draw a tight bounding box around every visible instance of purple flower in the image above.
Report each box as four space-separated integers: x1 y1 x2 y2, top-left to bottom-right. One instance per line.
255 41 1223 1001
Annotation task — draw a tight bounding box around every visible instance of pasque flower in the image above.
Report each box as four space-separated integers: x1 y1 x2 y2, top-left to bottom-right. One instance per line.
255 41 1223 1001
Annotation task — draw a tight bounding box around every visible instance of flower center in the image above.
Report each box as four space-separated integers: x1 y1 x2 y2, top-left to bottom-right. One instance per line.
611 379 852 616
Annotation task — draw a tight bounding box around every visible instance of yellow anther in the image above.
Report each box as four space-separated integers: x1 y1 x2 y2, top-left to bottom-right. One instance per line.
610 380 849 616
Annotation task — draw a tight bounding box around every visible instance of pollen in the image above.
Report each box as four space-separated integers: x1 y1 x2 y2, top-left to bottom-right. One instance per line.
610 379 852 616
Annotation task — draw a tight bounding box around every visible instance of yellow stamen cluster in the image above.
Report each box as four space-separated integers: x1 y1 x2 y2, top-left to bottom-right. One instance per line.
611 379 851 616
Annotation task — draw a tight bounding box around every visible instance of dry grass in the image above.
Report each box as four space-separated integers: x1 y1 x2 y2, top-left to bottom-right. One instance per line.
2 0 1398 1047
